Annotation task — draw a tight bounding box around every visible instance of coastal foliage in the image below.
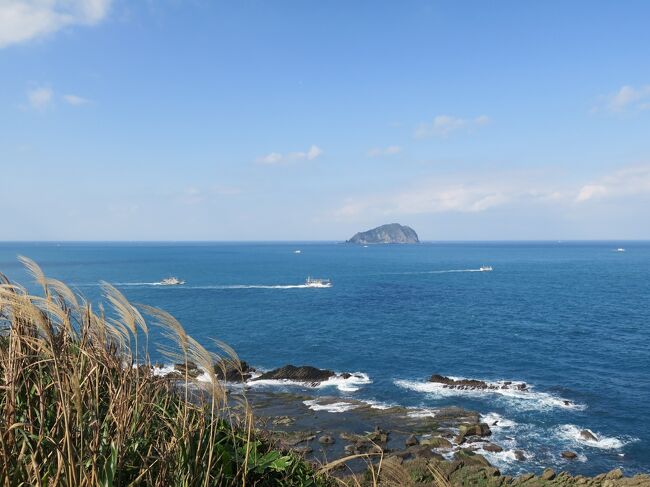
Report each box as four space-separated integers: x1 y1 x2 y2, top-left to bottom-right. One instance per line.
0 257 329 486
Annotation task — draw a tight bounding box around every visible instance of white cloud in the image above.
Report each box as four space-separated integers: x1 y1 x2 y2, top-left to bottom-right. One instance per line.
367 145 401 157
27 86 53 109
595 84 650 112
0 0 111 49
63 94 89 105
576 166 650 202
414 114 490 139
256 144 323 165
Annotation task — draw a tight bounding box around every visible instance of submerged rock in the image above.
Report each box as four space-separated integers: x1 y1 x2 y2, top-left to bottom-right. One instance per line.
254 365 335 384
580 429 599 442
318 434 335 445
562 450 578 459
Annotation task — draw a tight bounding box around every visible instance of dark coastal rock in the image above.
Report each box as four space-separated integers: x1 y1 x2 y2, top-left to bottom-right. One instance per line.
421 436 452 449
213 359 255 382
580 429 598 442
254 365 335 384
429 374 527 392
347 223 419 244
562 450 578 459
482 442 503 453
541 468 557 480
455 423 492 444
514 450 526 461
405 434 419 447
173 361 201 378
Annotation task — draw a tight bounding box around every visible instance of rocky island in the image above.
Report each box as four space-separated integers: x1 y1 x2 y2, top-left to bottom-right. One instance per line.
347 223 419 244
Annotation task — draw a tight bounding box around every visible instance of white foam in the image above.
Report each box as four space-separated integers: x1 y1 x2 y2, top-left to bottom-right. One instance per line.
481 412 517 429
556 425 634 450
303 399 360 413
394 378 585 411
249 372 371 393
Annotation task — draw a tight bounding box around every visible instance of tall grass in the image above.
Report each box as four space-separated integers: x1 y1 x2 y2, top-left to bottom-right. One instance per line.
0 257 328 486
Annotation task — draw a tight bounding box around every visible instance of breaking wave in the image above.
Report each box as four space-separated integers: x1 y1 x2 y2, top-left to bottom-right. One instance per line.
556 425 636 450
394 377 585 411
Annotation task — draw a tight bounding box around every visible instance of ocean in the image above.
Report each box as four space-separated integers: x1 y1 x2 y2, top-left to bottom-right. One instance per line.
1 241 648 476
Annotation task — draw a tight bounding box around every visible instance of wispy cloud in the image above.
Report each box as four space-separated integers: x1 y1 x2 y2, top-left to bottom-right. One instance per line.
177 185 242 205
0 0 111 49
414 115 490 139
27 86 53 110
594 84 650 112
367 145 401 157
332 164 650 221
63 94 90 105
576 166 650 202
256 145 323 165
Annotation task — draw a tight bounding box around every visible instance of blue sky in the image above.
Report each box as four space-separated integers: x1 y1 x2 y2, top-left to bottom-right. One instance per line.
1 0 649 240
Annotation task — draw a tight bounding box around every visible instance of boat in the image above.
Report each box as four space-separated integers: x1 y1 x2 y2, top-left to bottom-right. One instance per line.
616 248 626 252
158 277 185 286
304 277 332 288
294 250 302 254
479 266 493 272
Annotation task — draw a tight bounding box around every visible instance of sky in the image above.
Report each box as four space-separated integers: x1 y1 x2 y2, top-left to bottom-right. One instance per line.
1 0 649 241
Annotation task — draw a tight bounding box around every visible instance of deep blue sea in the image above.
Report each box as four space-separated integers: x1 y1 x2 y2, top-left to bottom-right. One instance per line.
1 241 649 476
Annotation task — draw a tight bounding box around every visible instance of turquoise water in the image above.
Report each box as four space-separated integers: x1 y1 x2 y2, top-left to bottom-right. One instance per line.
1 241 648 475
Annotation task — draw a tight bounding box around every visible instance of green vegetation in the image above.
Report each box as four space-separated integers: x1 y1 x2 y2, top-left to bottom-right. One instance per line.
0 257 330 486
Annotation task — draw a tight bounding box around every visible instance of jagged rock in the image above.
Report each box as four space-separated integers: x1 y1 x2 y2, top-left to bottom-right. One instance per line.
606 468 624 480
347 223 419 244
541 468 556 480
580 429 598 442
254 365 335 384
561 450 578 459
456 423 492 443
405 434 419 447
429 374 527 392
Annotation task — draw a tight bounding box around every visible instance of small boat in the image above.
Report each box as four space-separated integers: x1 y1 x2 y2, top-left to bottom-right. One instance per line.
294 250 302 254
479 266 493 272
304 277 332 288
158 277 185 286
616 248 626 252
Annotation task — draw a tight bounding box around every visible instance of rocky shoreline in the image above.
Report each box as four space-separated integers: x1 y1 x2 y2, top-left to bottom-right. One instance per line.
161 363 650 486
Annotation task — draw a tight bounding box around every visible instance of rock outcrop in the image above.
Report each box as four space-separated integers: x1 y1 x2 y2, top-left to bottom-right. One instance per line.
253 365 335 385
429 374 528 391
347 223 419 244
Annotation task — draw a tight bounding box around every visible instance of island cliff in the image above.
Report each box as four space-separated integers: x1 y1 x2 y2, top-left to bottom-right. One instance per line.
347 223 419 244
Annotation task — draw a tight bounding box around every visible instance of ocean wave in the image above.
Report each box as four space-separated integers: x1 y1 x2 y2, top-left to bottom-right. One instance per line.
394 377 585 411
248 372 371 393
303 399 360 413
556 425 635 450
